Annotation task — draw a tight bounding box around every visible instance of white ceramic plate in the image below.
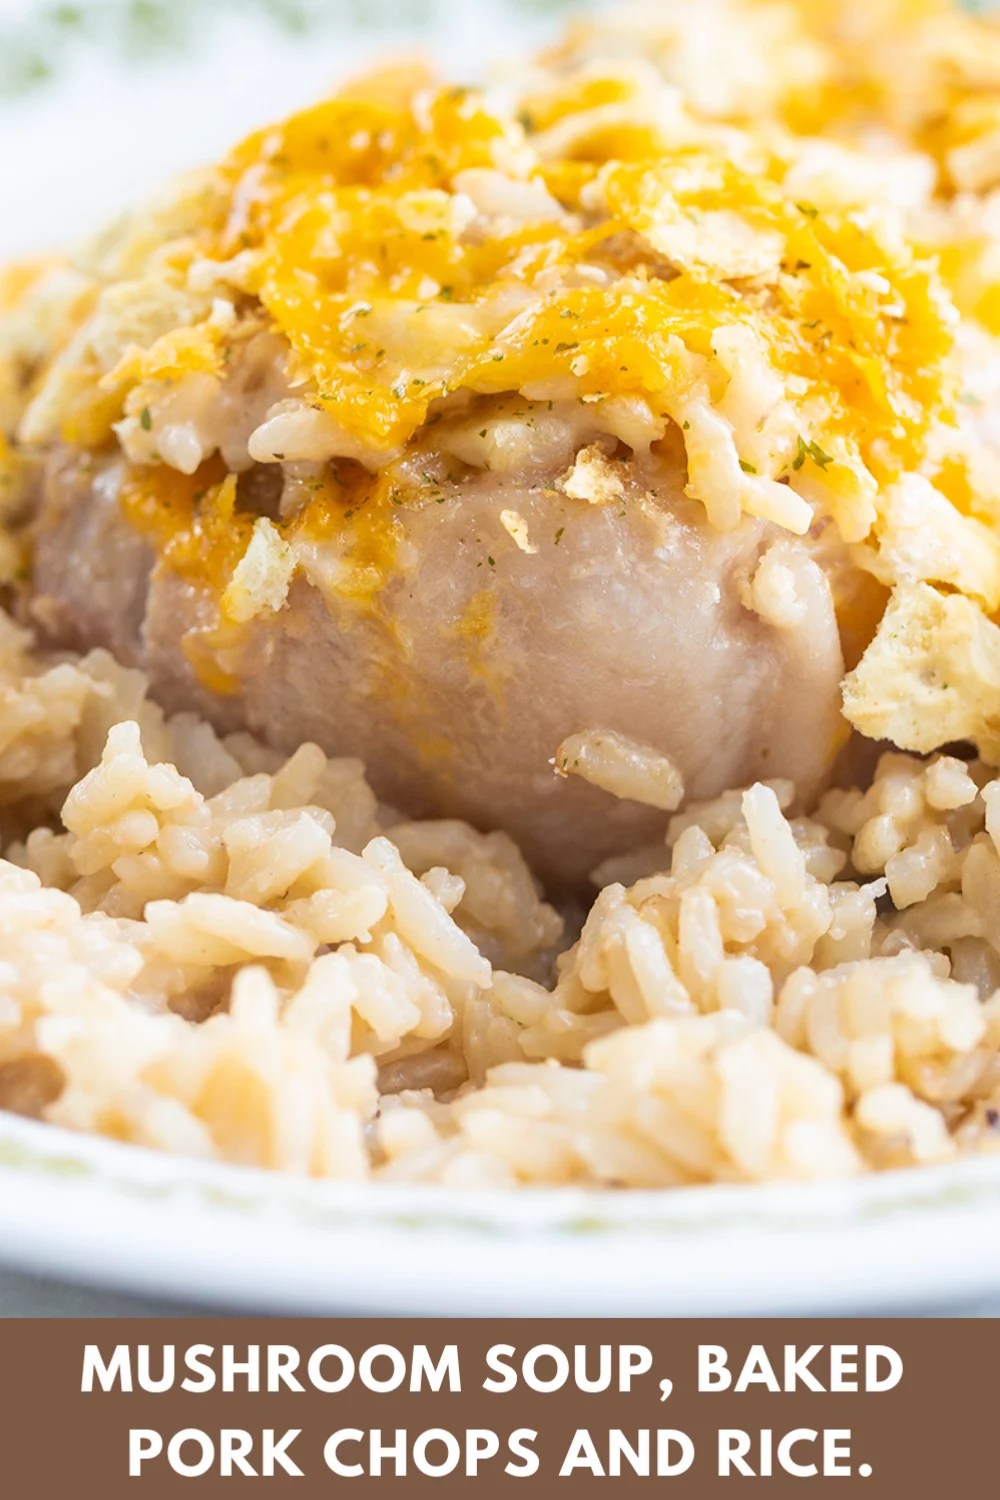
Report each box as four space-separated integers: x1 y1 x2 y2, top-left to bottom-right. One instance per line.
4 1110 1000 1314
2 0 999 1317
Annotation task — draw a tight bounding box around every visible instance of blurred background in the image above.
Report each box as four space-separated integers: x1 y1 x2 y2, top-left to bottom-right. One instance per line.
0 0 588 258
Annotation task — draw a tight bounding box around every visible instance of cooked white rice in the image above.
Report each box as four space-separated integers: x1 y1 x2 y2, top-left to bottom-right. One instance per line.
0 612 999 1188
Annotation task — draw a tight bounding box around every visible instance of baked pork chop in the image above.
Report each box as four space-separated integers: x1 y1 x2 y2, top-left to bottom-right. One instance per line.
3 37 989 888
31 435 847 886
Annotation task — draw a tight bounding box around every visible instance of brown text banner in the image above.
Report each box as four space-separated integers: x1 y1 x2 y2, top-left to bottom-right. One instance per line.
0 1320 990 1493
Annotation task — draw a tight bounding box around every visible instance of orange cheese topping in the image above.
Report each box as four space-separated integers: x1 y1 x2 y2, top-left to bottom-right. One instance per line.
210 79 956 489
10 0 1000 627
